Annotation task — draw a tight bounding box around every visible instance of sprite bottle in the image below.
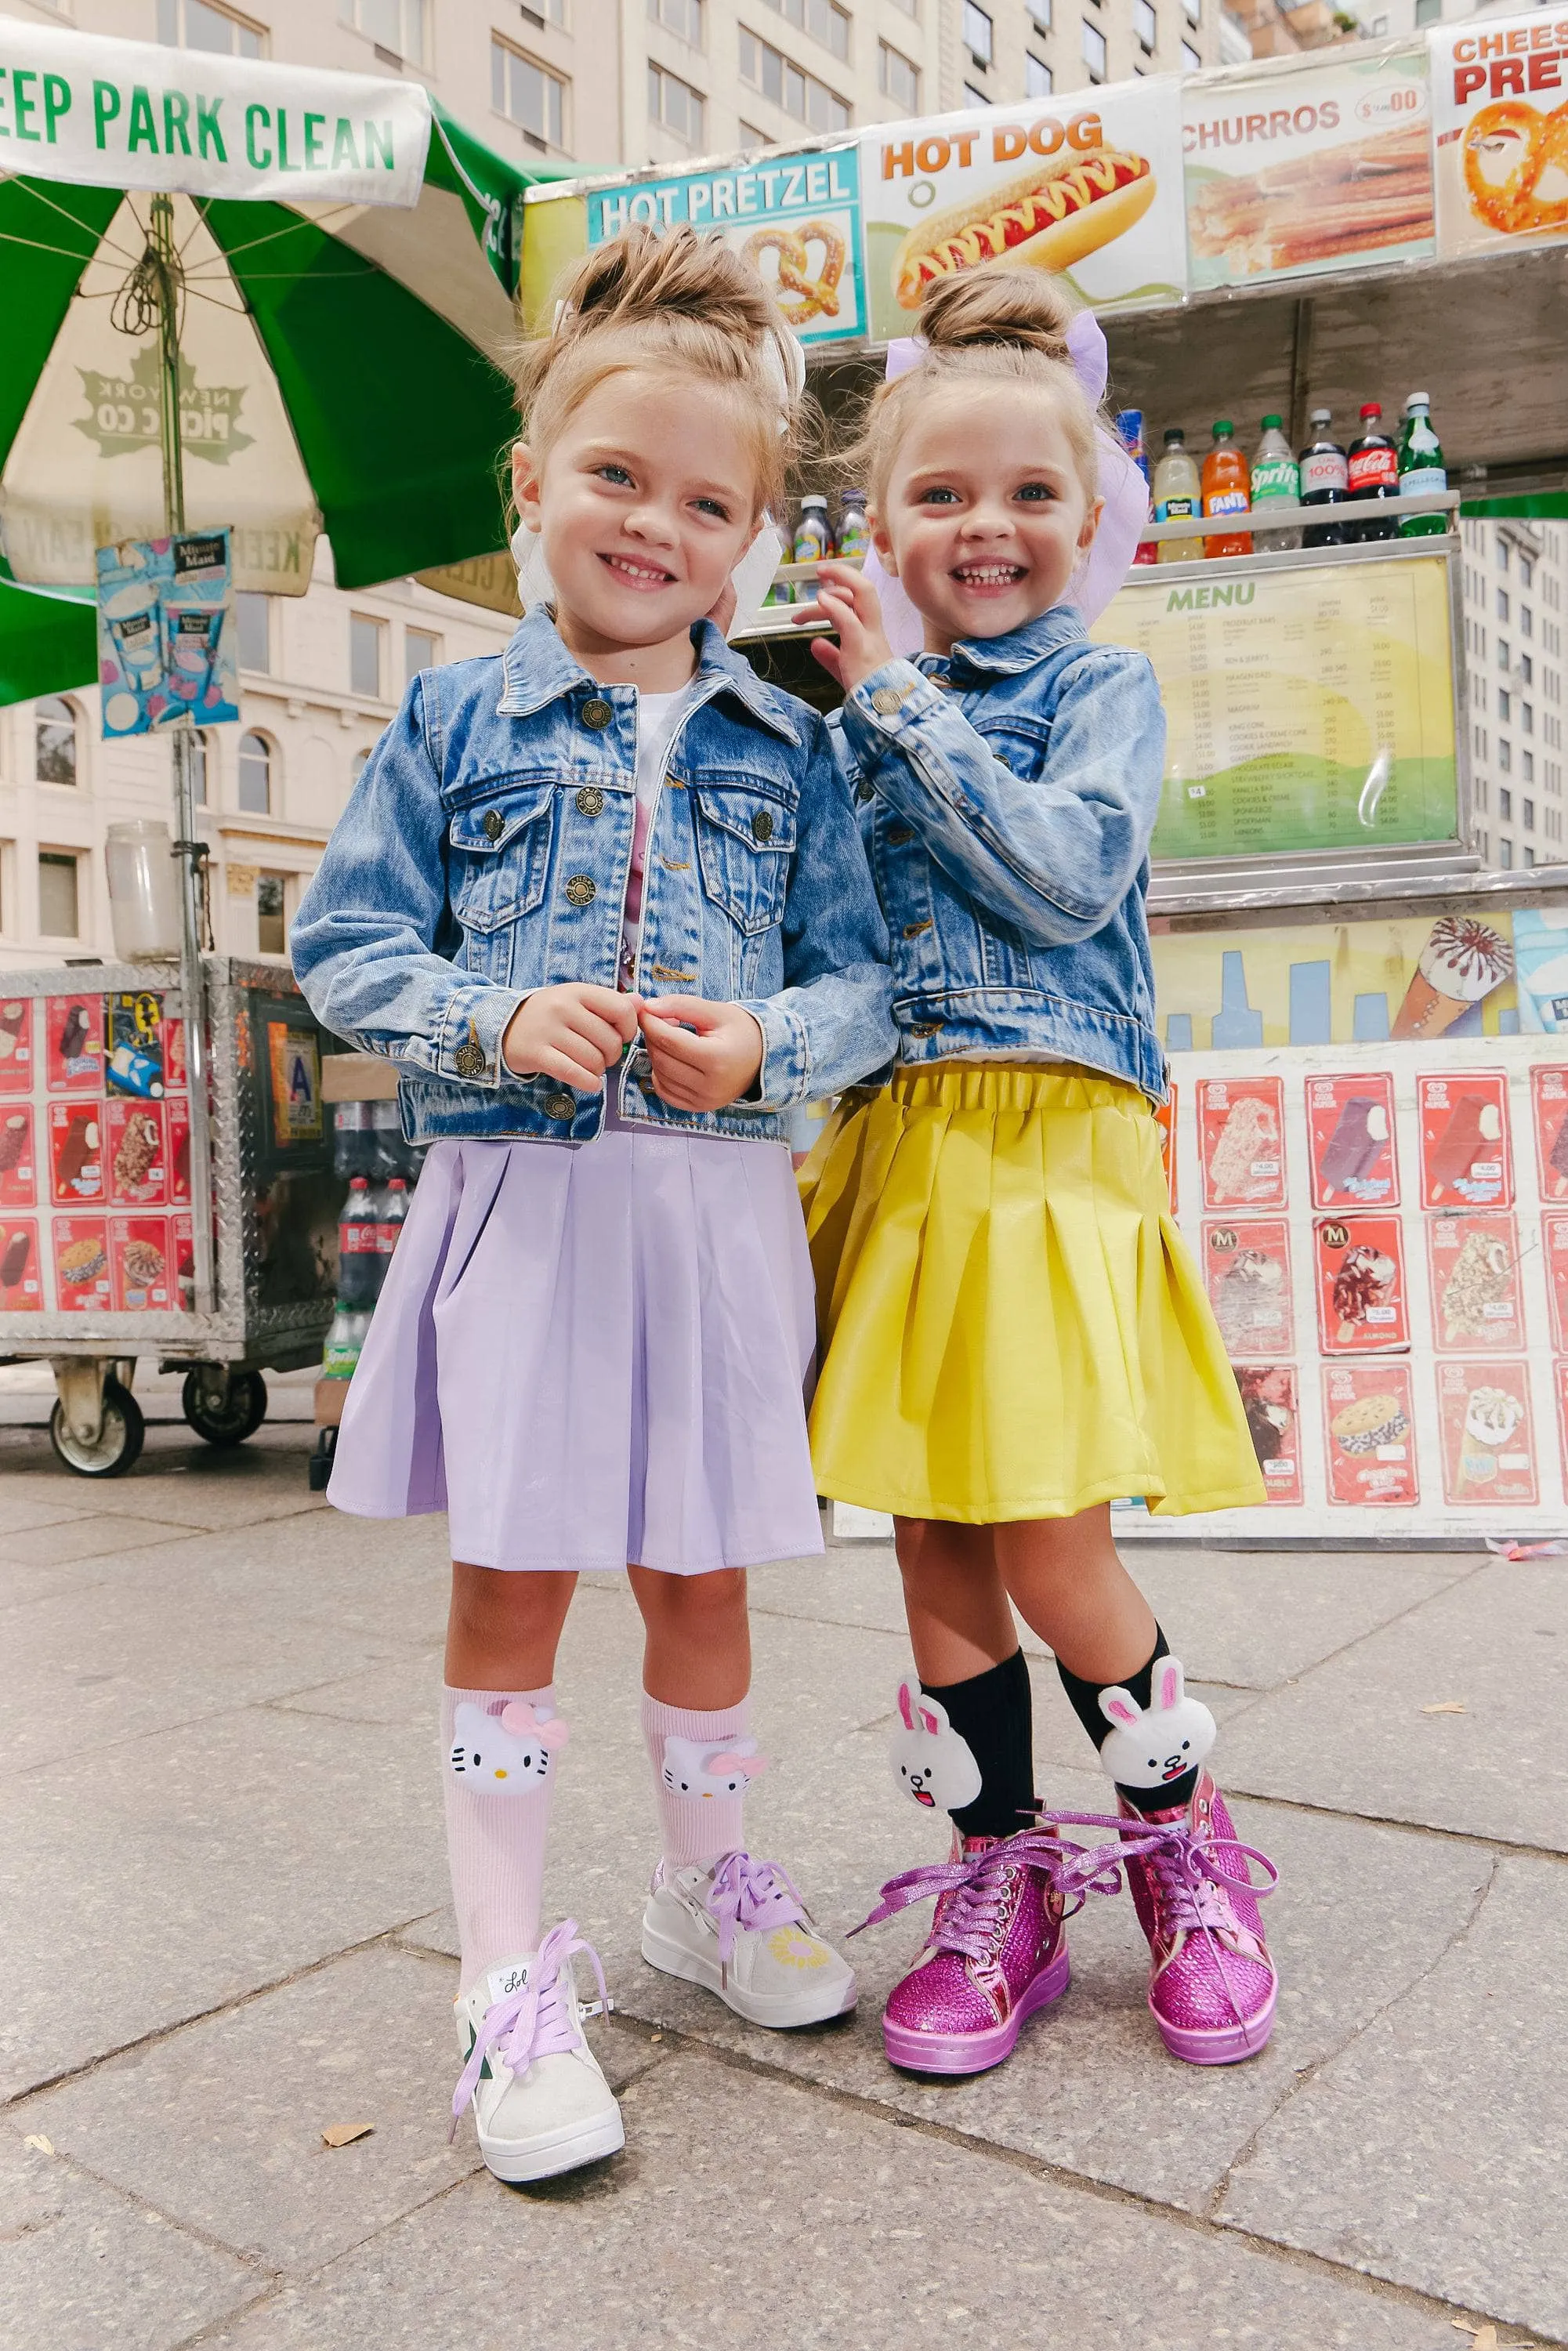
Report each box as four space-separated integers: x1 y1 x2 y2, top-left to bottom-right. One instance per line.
1397 394 1447 538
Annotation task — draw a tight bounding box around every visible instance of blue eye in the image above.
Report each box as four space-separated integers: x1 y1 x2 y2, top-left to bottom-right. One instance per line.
920 487 960 505
598 464 633 487
1016 483 1056 502
694 497 730 520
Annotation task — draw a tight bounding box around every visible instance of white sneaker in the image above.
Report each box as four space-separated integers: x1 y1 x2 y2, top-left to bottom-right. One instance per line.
451 1922 625 2183
641 1849 858 2028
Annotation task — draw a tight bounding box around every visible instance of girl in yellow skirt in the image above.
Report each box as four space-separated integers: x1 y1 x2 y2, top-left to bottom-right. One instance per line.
795 269 1279 2078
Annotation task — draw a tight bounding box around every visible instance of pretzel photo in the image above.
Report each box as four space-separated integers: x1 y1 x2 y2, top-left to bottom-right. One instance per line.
742 219 846 323
1463 97 1568 237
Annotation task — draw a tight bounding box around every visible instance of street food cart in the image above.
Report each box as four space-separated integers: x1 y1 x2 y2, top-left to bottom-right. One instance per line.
520 11 1568 1541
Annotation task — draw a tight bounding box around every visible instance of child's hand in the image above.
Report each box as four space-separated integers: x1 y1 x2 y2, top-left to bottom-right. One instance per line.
793 560 895 694
639 996 765 1113
502 984 641 1091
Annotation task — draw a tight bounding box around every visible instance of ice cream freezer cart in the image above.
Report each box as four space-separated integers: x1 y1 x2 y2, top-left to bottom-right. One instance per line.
0 956 339 1476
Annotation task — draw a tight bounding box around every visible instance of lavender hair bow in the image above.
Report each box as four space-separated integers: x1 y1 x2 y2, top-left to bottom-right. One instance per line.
860 307 1149 657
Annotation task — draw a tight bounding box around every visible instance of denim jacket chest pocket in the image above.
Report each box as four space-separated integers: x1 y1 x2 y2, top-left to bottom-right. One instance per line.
447 781 559 989
969 713 1052 784
690 779 797 936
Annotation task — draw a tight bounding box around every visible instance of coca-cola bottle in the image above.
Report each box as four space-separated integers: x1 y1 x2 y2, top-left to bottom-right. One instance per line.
374 1176 408 1288
1347 402 1400 542
337 1176 382 1308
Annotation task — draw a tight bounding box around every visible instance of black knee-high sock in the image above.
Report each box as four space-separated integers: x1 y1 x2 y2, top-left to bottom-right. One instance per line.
1056 1629 1200 1817
921 1649 1036 1841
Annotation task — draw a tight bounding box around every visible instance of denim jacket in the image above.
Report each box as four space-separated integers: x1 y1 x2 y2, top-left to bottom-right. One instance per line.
834 603 1168 1103
291 607 894 1143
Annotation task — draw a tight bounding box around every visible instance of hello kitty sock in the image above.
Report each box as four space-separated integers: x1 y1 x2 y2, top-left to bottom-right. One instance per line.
1056 1632 1211 1817
640 1693 763 1873
442 1684 566 1993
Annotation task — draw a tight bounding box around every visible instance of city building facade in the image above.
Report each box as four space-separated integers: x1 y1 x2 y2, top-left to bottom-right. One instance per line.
1462 518 1567 874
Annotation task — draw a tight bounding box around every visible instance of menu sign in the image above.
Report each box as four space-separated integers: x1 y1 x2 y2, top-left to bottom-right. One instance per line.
1091 555 1459 863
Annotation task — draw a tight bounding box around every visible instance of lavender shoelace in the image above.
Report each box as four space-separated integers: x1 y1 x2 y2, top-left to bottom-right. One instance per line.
704 1849 811 1976
450 1918 610 2142
853 1829 1111 1955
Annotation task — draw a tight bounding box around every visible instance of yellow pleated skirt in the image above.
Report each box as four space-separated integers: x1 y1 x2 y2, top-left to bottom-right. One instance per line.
799 1063 1266 1524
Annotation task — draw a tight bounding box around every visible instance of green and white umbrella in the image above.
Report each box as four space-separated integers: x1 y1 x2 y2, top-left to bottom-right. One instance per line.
0 17 560 601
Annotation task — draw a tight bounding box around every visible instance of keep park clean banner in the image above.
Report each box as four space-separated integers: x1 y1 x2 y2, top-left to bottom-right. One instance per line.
0 19 431 207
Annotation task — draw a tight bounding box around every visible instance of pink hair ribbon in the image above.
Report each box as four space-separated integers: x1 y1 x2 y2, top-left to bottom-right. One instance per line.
857 309 1150 658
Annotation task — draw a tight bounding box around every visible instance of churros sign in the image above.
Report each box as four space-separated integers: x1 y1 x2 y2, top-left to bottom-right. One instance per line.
1431 7 1568 255
859 78 1188 342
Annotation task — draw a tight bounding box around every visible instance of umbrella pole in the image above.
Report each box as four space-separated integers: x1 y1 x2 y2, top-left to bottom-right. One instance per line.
150 193 217 1319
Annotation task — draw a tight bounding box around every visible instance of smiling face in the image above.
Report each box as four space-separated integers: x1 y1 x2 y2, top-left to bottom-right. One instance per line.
512 369 764 686
873 380 1103 657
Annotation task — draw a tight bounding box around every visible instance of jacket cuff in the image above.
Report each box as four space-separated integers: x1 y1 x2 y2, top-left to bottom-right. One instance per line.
435 984 528 1089
739 995 809 1111
840 659 943 763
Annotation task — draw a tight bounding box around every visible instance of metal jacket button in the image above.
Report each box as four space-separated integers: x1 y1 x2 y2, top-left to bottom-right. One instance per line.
544 1090 577 1121
454 1025 487 1080
887 824 914 846
564 874 596 907
870 686 904 715
482 809 505 841
904 918 933 938
575 785 605 817
751 808 774 842
581 697 614 730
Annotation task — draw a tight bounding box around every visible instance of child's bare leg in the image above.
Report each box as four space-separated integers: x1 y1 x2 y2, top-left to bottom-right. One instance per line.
627 1563 749 1708
446 1562 577 1687
993 1507 1157 1683
894 1517 1014 1683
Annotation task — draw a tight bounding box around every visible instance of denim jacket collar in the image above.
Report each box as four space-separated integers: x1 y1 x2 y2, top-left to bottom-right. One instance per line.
495 606 802 745
918 601 1088 684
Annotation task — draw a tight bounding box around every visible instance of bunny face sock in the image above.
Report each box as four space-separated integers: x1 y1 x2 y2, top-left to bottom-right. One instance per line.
915 1650 1037 1840
642 1694 763 1871
1056 1634 1215 1817
443 1684 566 1992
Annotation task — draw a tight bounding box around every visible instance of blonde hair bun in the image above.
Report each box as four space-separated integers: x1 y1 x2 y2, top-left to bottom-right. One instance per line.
915 265 1076 361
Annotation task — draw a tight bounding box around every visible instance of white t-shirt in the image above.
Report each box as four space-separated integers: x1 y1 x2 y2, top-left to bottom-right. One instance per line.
619 682 701 989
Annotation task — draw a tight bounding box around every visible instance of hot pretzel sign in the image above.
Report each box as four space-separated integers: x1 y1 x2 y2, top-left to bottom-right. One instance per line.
1432 7 1568 255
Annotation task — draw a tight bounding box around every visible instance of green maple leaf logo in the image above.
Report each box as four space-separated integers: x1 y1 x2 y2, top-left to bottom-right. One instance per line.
74 346 255 466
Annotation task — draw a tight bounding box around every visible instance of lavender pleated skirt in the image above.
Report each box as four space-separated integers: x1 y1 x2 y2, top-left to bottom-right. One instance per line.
327 1119 824 1574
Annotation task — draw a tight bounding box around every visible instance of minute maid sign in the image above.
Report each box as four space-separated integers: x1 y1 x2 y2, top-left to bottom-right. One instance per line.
0 19 430 207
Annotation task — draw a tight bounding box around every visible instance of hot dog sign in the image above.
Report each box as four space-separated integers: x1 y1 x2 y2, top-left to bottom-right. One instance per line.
1431 7 1568 258
860 78 1188 342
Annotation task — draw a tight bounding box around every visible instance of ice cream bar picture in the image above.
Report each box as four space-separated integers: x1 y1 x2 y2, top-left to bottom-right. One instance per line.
1418 1074 1513 1209
0 998 32 1093
1529 1067 1568 1201
1392 915 1512 1040
0 1219 39 1307
49 1105 103 1203
1306 1072 1398 1208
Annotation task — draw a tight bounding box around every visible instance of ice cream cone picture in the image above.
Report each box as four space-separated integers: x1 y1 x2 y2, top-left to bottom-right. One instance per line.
1392 915 1513 1040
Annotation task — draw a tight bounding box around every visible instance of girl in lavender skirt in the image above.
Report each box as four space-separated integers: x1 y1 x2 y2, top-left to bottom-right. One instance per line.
291 227 894 2184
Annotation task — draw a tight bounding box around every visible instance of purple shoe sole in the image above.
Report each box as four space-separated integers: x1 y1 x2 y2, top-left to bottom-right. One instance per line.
1153 1975 1278 2067
882 1946 1072 2077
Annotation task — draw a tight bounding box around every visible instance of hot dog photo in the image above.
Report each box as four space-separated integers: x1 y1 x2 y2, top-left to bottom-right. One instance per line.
864 84 1186 340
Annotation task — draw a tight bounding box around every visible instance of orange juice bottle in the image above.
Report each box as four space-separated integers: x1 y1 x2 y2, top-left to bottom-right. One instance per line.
1201 420 1252 559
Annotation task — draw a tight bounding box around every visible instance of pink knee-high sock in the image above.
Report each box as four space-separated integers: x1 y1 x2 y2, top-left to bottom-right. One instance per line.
442 1684 564 1993
640 1692 760 1871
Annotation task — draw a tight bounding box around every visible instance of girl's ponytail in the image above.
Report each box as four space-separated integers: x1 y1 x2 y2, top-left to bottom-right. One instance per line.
915 269 1076 365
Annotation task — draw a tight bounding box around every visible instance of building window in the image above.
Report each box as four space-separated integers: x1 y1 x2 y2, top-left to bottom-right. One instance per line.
1522 556 1534 588
1521 653 1534 685
1522 604 1534 638
1475 830 1487 860
492 38 567 150
336 0 426 63
35 696 78 787
759 0 850 60
1134 0 1156 47
1499 688 1512 722
1082 20 1107 78
963 0 993 60
1497 639 1510 670
1497 538 1510 571
156 0 265 56
256 873 288 958
1501 787 1513 819
878 42 920 107
1474 777 1489 812
190 729 211 806
405 629 440 683
351 749 373 788
38 852 79 939
235 592 270 673
648 0 704 40
1501 743 1513 776
1026 53 1053 93
1524 844 1537 867
1183 0 1200 19
238 731 273 816
1524 799 1537 832
649 61 706 143
1500 838 1514 868
1027 0 1052 24
1181 38 1201 69
1497 589 1511 623
965 82 990 103
1524 701 1535 735
349 614 386 700
742 29 850 129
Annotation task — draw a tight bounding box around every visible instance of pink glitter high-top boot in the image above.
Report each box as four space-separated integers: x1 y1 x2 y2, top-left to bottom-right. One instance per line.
862 1828 1071 2077
1116 1770 1278 2065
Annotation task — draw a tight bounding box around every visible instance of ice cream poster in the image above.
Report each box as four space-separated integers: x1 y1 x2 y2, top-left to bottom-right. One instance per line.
95 530 239 739
1429 8 1568 261
857 77 1189 343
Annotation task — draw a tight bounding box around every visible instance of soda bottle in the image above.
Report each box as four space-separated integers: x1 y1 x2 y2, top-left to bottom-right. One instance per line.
1299 409 1349 548
1201 421 1252 559
1347 401 1400 542
1251 415 1301 552
332 1099 375 1179
370 1096 404 1179
375 1175 408 1285
1115 411 1157 564
793 496 834 601
1152 429 1204 563
337 1175 381 1309
1397 394 1447 538
837 491 871 563
322 1301 369 1381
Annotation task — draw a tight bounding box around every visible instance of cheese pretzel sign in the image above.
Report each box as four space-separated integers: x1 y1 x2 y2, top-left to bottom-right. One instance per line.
1463 99 1568 238
743 220 846 323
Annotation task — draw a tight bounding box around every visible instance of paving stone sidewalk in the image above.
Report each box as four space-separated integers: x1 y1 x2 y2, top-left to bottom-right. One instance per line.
2 1415 1563 2350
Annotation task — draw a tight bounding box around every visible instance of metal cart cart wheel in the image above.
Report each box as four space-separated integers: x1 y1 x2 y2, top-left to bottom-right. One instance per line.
181 1365 268 1448
49 1361 146 1479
